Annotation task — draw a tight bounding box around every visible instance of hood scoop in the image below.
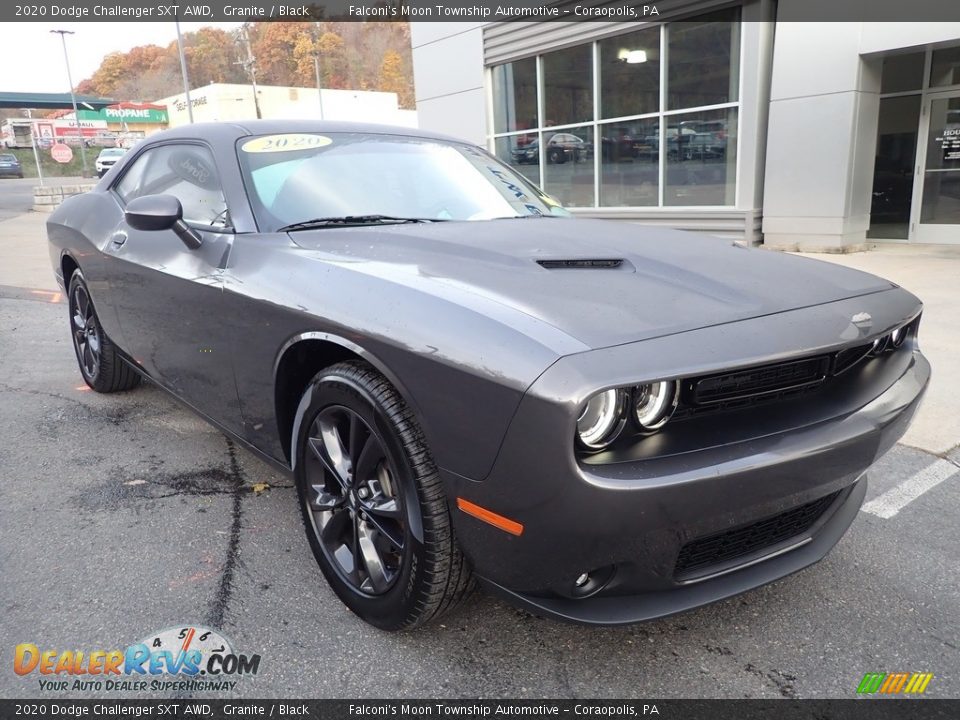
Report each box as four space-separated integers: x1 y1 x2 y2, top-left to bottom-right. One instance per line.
537 258 624 270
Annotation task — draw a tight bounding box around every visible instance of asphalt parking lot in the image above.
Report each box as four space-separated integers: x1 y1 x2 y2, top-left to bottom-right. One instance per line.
1 208 958 699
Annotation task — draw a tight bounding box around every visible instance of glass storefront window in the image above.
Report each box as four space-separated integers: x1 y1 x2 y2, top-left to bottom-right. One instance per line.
930 47 960 88
666 9 740 111
494 135 540 188
599 118 659 207
542 45 593 127
664 108 737 206
867 95 921 240
491 58 538 134
542 126 594 207
880 52 925 94
489 11 740 209
599 26 660 119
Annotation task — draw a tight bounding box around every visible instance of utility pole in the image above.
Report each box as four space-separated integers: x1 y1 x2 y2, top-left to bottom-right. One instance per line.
235 24 262 119
25 109 43 185
51 29 89 177
175 20 194 123
313 21 325 120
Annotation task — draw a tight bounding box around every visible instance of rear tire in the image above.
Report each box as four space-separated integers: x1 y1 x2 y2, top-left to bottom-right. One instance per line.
68 269 141 393
294 360 474 630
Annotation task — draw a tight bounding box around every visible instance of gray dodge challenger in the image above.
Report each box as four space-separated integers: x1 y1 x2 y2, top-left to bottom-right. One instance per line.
47 121 929 630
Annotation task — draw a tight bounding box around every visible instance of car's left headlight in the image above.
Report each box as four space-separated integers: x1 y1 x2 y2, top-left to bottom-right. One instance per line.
633 380 679 431
576 389 627 450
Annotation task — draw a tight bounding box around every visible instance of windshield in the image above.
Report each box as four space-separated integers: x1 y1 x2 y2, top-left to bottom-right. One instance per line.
101 149 125 157
0 155 16 162
237 132 569 232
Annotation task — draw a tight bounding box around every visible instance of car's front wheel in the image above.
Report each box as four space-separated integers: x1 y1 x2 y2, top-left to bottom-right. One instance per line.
68 269 141 393
294 361 474 630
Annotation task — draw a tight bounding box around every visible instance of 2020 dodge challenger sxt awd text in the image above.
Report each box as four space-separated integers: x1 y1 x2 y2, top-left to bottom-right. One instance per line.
47 121 929 630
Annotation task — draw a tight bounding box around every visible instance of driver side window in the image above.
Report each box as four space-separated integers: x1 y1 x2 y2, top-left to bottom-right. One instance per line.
115 143 231 228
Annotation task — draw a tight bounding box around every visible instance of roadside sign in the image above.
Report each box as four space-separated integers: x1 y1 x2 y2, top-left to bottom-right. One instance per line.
51 143 73 164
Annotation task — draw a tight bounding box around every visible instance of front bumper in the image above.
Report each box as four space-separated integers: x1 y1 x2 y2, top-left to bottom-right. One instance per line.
442 290 929 624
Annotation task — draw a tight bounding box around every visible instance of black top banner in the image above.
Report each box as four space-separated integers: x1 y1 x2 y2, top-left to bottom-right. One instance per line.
3 0 960 23
0 700 958 720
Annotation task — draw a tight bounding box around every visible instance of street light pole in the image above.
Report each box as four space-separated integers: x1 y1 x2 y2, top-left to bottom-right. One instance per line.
175 20 194 123
51 29 89 177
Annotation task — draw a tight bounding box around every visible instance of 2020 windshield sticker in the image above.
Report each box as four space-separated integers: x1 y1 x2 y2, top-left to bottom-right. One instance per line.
13 625 262 693
241 134 332 153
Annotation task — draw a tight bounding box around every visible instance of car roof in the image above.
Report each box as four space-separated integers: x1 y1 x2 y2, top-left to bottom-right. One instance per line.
142 119 468 147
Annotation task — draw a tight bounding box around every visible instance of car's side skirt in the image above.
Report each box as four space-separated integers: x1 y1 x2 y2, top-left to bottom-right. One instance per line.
118 356 293 477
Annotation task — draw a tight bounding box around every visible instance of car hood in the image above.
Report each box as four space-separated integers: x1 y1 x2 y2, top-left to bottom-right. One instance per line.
289 218 895 351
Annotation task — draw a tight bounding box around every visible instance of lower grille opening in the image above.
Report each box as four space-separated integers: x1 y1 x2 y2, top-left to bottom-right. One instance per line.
674 491 841 579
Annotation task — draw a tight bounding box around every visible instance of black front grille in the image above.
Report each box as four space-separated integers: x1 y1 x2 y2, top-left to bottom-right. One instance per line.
692 355 830 405
674 491 840 579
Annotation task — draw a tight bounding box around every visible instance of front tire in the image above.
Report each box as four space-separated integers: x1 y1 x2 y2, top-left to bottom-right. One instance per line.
68 269 141 393
294 361 474 630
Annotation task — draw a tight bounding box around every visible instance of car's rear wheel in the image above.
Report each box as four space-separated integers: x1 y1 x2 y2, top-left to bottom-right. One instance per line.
294 360 474 630
68 269 141 393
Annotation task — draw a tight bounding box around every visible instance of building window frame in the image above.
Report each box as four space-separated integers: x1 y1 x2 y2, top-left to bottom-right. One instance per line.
486 13 744 211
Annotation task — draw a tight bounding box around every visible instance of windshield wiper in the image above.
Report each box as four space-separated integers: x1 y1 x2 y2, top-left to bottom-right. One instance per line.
278 215 448 232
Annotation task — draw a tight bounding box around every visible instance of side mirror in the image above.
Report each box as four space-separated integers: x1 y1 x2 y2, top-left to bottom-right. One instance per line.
124 194 202 250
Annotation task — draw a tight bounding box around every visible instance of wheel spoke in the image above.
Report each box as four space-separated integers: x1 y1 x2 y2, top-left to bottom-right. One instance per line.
354 433 383 484
319 506 351 546
349 513 362 585
347 413 369 469
318 415 352 483
357 522 391 593
87 331 100 355
82 341 94 375
362 509 404 550
307 435 348 491
365 495 400 519
310 484 342 512
72 308 85 330
73 288 83 317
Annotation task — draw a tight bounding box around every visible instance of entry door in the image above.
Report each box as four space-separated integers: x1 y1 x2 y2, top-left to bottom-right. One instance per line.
913 91 960 243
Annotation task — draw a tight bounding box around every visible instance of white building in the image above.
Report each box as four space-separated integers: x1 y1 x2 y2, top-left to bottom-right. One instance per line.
155 83 417 130
411 6 960 250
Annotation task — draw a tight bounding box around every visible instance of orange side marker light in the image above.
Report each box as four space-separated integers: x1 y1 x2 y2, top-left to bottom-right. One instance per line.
457 498 523 536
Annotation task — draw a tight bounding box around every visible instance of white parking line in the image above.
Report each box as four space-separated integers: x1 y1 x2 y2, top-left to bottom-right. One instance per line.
862 459 959 519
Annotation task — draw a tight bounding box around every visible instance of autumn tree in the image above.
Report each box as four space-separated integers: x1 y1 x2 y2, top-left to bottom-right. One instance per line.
74 21 416 109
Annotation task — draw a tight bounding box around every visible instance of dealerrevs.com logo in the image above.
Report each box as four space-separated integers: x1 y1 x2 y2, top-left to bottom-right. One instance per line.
14 626 261 693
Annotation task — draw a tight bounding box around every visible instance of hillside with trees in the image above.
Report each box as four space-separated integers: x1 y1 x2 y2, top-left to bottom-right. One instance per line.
74 22 415 109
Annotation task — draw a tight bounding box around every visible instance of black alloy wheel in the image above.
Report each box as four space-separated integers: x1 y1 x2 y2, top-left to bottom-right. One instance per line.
71 281 101 382
305 405 406 595
67 270 141 393
295 361 474 629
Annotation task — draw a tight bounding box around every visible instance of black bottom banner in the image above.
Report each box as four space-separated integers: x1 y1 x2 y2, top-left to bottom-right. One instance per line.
0 700 956 720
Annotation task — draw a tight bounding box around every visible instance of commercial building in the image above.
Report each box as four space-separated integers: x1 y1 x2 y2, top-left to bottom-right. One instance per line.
411 6 960 249
155 82 417 129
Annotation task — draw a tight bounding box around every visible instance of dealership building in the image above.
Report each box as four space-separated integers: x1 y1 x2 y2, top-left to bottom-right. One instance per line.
411 5 960 250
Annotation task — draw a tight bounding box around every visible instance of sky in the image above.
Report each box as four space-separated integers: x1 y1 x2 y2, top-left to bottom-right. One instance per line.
0 22 241 94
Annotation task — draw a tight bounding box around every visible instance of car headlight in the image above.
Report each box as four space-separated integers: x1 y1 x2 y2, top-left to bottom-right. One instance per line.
870 334 890 355
576 389 626 450
891 324 907 348
633 381 679 431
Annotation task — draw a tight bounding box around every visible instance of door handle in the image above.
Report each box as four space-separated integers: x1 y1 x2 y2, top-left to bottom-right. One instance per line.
110 231 127 247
